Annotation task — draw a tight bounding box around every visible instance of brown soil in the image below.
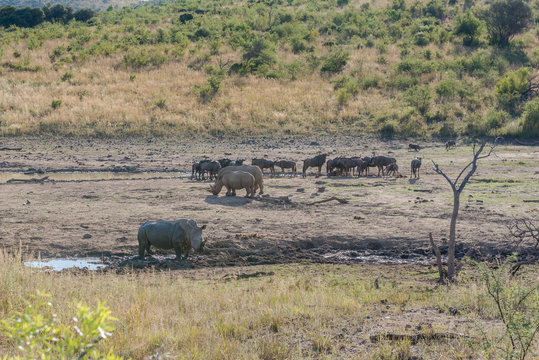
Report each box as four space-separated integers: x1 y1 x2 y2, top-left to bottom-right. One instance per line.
0 136 537 270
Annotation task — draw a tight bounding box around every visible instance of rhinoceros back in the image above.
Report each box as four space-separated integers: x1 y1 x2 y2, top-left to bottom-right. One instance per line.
139 220 187 249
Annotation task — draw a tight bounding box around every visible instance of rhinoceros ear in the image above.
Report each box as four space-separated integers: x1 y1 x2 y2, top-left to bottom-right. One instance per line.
201 224 207 230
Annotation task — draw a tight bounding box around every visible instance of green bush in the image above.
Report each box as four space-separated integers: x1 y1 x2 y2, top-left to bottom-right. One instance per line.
320 50 349 74
404 86 432 115
242 36 277 75
51 99 62 110
362 75 382 90
480 0 533 46
380 121 397 137
0 291 122 360
336 88 351 106
435 79 458 100
196 69 225 103
475 257 538 360
61 71 73 82
484 109 510 131
122 48 167 69
520 100 539 137
454 11 482 46
387 74 418 90
397 58 434 76
496 67 531 114
424 0 445 19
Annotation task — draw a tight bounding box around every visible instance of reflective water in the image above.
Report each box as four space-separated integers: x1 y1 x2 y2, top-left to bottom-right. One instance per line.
24 258 107 271
0 171 187 184
323 251 441 265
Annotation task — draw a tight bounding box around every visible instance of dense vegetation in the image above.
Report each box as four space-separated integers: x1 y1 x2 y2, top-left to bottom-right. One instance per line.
0 0 537 137
0 4 97 28
0 0 139 11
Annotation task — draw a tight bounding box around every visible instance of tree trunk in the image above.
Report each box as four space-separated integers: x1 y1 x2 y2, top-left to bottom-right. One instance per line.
448 191 460 280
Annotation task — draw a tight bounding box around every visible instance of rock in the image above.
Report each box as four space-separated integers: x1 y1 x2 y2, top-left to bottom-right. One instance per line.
310 141 320 146
82 234 92 239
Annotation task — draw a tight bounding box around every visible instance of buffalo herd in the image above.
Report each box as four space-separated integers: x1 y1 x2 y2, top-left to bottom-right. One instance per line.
192 148 430 196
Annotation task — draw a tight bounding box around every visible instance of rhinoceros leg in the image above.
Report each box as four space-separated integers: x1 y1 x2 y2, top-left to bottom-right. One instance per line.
138 228 149 258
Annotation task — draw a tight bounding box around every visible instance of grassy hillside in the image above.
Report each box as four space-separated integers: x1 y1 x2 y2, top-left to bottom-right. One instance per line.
0 0 537 137
0 0 140 11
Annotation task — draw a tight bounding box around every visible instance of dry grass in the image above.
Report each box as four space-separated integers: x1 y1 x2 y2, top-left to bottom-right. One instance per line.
0 0 536 137
2 248 535 359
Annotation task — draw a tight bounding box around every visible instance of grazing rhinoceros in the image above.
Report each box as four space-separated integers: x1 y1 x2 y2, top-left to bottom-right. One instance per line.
137 219 207 260
210 170 255 197
217 165 264 195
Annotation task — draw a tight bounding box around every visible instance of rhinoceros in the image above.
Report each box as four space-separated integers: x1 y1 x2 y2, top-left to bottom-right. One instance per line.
217 165 264 195
210 170 255 197
137 219 207 259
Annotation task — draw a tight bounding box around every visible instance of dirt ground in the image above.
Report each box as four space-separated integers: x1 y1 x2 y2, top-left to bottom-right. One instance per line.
0 136 537 269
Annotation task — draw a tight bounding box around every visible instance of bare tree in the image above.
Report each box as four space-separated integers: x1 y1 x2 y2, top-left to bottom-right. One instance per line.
430 140 498 281
506 217 538 275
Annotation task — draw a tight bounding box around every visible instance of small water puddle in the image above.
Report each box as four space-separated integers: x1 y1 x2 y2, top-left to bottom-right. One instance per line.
323 251 439 265
24 258 107 271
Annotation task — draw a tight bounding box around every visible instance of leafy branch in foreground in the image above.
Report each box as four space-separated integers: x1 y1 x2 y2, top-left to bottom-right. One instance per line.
1 291 122 360
475 257 538 360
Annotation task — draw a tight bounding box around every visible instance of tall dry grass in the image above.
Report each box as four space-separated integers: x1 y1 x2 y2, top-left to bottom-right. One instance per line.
0 248 525 359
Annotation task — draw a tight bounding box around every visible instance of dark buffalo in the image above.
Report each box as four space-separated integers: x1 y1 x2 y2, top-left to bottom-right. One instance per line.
192 159 210 180
370 156 397 176
251 158 275 176
409 144 421 151
200 161 221 180
303 154 327 177
218 158 232 168
385 163 399 177
445 140 456 150
275 160 296 175
411 157 422 178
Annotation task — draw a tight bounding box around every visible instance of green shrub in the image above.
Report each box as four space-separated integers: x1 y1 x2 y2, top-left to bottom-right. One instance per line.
424 0 445 19
51 99 62 110
387 74 418 90
496 67 531 114
196 70 225 103
437 122 457 137
485 109 510 131
454 11 482 46
320 50 349 74
414 32 429 46
475 257 539 360
61 71 73 82
0 291 122 360
380 121 397 137
404 86 432 115
155 98 167 109
336 88 351 106
362 75 382 90
520 100 539 137
435 79 458 100
242 36 277 75
290 36 310 54
122 48 166 69
480 0 533 46
397 58 434 76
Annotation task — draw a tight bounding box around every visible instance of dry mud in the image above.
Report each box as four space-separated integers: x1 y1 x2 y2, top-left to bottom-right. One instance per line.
0 136 537 270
